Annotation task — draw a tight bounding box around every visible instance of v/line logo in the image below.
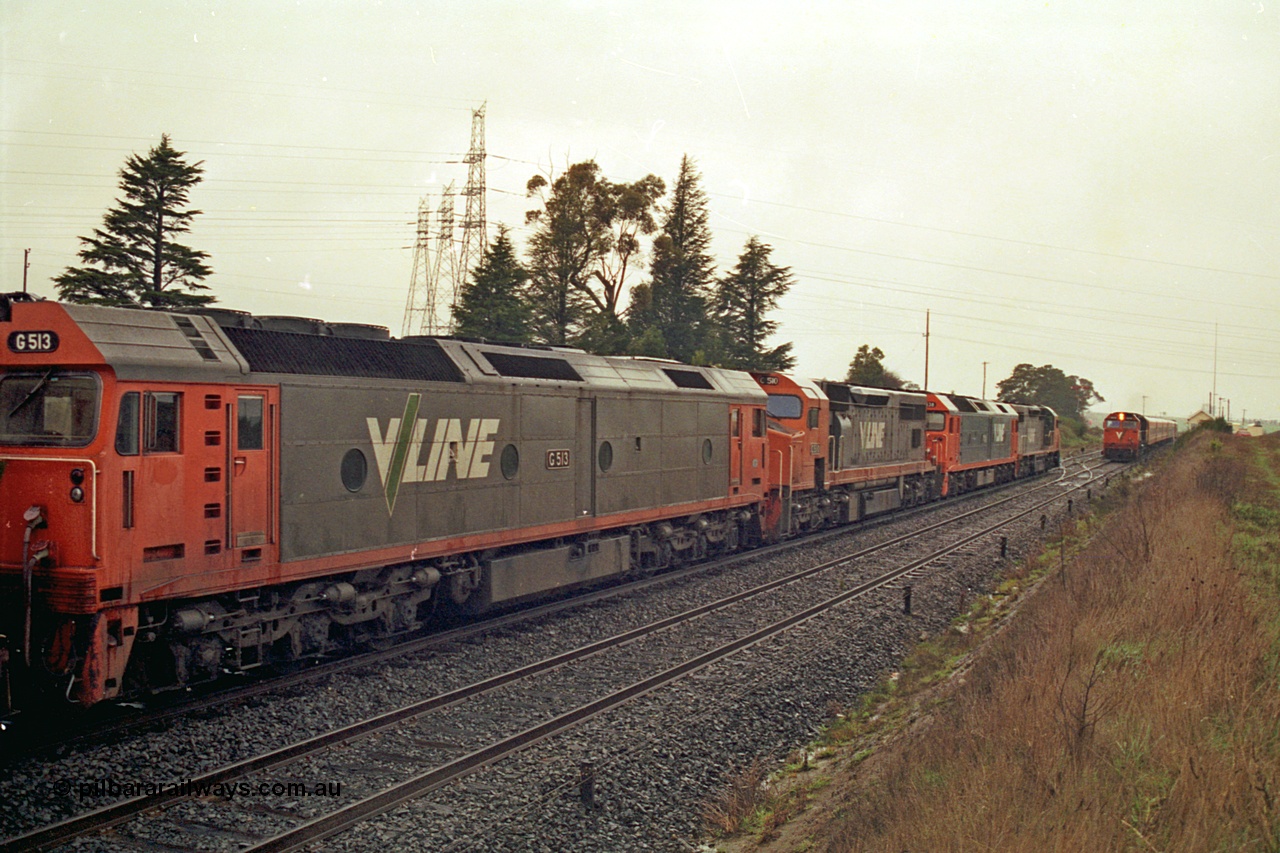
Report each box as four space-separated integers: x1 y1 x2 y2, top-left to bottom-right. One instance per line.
367 394 501 515
858 421 887 450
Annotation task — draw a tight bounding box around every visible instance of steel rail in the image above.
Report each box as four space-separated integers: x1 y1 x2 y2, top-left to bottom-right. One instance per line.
245 459 1112 853
1 456 1113 852
6 451 1101 762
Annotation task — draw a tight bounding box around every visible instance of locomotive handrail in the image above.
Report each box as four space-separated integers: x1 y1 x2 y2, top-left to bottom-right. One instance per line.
0 455 99 560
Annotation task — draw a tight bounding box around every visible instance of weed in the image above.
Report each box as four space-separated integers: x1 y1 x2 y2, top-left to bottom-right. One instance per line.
700 757 770 835
816 433 1280 852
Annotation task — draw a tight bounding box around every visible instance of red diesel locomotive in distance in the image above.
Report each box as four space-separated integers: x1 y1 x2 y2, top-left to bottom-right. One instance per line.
1 292 1061 713
1102 411 1177 461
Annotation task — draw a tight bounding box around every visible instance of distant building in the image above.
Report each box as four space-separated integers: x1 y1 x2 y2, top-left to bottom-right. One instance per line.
1187 409 1215 428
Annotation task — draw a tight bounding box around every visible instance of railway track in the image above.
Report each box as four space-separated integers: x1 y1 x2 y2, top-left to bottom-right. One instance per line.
2 453 1115 852
3 450 1103 764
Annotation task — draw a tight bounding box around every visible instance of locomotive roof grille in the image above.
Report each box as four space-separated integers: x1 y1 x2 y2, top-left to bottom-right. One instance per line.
662 368 715 390
221 327 464 382
172 316 221 361
481 351 583 382
853 392 892 407
822 383 850 404
817 381 901 408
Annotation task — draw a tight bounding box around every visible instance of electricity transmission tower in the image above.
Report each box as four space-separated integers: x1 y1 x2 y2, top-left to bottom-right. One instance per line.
400 104 487 338
458 103 487 304
401 183 456 337
434 182 458 332
401 198 432 337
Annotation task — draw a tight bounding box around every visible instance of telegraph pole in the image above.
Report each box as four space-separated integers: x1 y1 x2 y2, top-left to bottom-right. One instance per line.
1211 321 1218 416
982 361 988 398
23 248 30 294
923 309 931 391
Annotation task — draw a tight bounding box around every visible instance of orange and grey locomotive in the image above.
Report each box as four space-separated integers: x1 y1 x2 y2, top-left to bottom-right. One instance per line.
2 293 1071 713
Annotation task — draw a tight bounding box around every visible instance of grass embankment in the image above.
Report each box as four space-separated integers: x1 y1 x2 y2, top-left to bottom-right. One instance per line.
703 432 1280 852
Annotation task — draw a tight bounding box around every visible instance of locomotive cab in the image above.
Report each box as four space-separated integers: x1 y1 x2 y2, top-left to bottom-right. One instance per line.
0 369 105 711
1102 411 1175 461
1 295 274 710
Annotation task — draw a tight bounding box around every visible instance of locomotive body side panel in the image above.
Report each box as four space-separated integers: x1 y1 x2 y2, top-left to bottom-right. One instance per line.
595 394 662 513
275 380 519 560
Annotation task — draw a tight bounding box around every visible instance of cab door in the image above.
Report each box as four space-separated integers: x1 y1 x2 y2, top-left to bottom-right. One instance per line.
227 391 273 560
729 407 743 491
576 397 596 517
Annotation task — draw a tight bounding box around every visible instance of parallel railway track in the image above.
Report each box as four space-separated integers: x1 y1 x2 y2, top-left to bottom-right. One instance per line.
5 452 1104 763
2 453 1116 852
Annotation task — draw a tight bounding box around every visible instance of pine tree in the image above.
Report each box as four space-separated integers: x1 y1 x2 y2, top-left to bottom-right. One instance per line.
712 236 795 371
452 227 532 343
629 154 714 363
54 134 213 308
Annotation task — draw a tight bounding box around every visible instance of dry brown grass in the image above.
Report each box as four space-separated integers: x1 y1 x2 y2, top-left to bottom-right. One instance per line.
820 433 1280 852
702 756 773 835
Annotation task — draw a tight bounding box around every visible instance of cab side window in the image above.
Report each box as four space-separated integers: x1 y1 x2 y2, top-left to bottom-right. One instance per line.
238 396 264 450
117 391 183 454
115 392 140 455
145 392 181 453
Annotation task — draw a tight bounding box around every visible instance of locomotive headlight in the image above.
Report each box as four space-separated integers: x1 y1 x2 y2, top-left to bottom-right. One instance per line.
69 486 85 503
70 468 85 485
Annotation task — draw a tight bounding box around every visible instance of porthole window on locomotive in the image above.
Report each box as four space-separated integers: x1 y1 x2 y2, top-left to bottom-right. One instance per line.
598 440 613 472
500 443 520 480
340 448 368 492
702 438 714 464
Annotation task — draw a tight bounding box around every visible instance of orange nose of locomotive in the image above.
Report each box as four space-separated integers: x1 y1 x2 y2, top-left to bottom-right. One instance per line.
2 295 109 710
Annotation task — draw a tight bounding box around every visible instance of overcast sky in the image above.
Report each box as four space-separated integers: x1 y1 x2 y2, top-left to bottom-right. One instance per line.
3 1 1277 420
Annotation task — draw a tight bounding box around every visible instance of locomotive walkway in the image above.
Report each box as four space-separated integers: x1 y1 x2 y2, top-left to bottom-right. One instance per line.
2 454 1115 853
